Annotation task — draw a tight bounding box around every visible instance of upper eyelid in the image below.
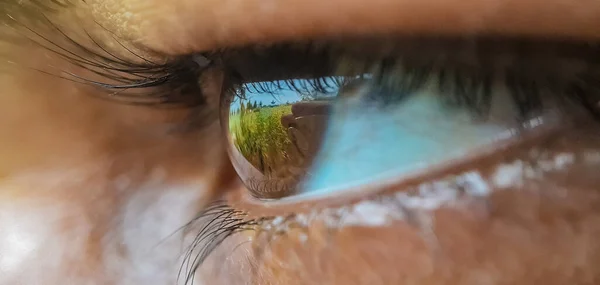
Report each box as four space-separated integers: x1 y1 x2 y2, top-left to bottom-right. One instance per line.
92 0 600 55
8 1 600 55
7 2 600 113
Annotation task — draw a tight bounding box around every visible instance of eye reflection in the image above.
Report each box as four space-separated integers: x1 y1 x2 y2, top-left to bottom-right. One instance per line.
225 79 337 198
224 72 558 200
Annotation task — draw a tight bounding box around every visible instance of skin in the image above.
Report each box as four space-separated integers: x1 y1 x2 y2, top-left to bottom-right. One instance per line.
1 0 600 284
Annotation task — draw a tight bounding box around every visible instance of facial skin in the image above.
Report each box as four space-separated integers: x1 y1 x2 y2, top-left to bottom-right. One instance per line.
1 1 600 285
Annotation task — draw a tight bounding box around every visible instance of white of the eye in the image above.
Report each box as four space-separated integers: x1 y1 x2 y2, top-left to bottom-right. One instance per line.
298 79 551 198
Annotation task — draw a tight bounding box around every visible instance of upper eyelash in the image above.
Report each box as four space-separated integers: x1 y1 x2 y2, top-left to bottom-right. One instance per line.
2 2 209 106
9 0 600 118
232 76 350 103
227 49 600 121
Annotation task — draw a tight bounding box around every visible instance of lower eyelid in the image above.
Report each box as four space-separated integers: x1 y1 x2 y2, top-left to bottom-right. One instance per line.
193 125 600 285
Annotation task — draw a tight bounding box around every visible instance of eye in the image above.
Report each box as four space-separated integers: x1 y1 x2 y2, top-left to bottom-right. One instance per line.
220 39 598 200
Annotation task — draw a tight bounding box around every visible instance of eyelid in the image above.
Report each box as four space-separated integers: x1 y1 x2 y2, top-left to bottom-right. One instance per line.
105 0 600 54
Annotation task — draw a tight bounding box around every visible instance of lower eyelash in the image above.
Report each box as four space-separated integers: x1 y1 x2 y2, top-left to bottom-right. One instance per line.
180 201 266 285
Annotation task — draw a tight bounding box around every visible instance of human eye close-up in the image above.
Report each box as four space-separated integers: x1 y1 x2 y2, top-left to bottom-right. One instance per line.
1 1 600 285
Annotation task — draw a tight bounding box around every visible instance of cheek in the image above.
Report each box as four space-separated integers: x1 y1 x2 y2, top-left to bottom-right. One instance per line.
199 184 600 285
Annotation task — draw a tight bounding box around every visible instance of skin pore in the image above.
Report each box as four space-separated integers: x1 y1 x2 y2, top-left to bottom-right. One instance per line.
1 0 600 285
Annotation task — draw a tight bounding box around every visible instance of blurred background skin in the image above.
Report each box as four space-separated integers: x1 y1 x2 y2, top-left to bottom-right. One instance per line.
1 0 600 285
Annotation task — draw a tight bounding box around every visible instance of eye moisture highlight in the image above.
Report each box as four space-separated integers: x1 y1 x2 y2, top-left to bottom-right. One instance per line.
218 38 600 201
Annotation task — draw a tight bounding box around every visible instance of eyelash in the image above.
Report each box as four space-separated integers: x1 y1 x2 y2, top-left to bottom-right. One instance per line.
4 5 209 106
180 201 267 285
231 47 600 122
10 5 600 122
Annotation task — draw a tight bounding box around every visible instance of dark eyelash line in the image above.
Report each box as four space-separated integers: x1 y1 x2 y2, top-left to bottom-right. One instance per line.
245 176 298 199
229 76 350 108
232 55 600 121
2 3 209 106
